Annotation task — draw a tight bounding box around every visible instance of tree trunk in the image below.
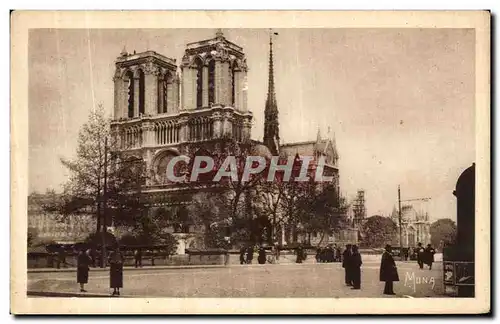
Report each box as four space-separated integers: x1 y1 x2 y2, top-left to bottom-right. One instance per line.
318 232 326 247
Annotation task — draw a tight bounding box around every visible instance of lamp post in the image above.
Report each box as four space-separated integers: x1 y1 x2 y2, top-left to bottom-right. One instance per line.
100 136 144 267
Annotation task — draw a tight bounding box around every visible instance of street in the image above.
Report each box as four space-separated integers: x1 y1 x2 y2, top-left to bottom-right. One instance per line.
28 260 444 298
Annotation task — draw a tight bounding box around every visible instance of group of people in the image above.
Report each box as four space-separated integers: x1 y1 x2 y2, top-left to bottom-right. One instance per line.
341 244 363 289
340 243 399 295
76 244 125 296
239 245 279 265
415 243 436 270
316 245 342 263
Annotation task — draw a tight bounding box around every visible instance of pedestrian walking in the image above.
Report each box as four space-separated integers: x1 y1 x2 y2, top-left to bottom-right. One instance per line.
416 242 425 269
134 248 142 268
239 246 246 265
380 244 399 295
351 245 362 289
108 245 124 296
424 244 436 270
77 249 91 292
342 244 353 286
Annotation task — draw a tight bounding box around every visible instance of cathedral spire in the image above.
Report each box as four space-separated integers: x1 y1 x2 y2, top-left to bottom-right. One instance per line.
263 30 280 155
316 127 322 143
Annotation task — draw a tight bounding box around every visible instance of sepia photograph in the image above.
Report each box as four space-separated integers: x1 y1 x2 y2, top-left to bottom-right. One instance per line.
10 10 490 314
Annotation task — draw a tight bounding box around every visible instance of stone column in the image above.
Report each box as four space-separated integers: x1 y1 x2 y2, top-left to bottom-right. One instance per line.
223 112 233 137
178 116 189 142
215 61 223 105
241 71 248 112
233 70 241 110
181 67 196 110
219 61 231 106
242 118 252 141
172 78 180 112
202 66 209 107
113 73 122 119
144 71 158 116
211 112 223 138
141 120 154 147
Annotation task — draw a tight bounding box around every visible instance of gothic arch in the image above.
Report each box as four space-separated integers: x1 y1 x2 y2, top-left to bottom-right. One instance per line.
124 70 135 118
136 68 146 115
188 116 213 141
206 56 216 105
193 57 204 108
157 70 172 114
230 60 238 106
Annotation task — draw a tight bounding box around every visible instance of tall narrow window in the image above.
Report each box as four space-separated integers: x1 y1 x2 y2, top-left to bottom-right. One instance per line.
138 69 145 115
208 60 215 105
157 78 163 114
195 58 203 108
163 78 168 113
231 64 236 106
126 71 134 118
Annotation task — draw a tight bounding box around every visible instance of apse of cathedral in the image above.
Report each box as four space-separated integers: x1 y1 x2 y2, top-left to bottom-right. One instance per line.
110 30 341 249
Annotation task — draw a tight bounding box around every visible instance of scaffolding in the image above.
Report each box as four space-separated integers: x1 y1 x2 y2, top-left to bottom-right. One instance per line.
352 190 366 227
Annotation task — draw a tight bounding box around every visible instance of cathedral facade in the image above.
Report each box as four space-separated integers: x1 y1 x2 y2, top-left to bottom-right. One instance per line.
390 204 431 247
110 30 341 251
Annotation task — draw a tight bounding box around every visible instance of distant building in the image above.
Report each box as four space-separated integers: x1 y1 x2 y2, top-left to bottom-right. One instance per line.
390 203 431 247
28 193 95 244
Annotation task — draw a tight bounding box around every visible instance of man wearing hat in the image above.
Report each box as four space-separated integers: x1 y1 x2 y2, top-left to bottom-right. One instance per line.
379 244 399 295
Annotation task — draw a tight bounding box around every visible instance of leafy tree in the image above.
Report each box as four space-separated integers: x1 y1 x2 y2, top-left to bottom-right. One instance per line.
297 183 350 246
361 215 398 248
430 218 457 249
42 105 147 236
183 137 266 246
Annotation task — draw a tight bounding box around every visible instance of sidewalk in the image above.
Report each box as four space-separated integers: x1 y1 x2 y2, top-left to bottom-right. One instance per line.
28 259 410 274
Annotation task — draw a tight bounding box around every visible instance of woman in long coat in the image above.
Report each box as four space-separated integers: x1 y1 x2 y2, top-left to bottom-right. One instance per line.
108 246 125 296
380 244 399 295
350 245 362 289
77 249 91 292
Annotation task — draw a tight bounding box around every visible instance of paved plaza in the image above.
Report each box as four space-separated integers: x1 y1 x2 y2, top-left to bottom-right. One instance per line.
28 260 444 298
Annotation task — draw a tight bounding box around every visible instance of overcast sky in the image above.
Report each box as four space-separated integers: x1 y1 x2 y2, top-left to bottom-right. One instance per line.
28 28 475 221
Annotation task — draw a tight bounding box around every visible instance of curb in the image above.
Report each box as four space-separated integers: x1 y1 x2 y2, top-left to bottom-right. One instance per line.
28 264 227 274
26 291 131 298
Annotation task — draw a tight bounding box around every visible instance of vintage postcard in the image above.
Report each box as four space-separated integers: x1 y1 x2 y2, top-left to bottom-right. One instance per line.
11 10 490 314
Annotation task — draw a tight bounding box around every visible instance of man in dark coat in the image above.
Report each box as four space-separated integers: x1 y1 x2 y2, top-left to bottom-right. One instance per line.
380 244 399 295
258 247 267 264
296 245 304 263
416 242 425 269
77 249 91 292
424 244 436 270
108 245 125 296
239 246 247 265
134 249 142 268
342 244 353 286
246 246 254 264
350 245 362 289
